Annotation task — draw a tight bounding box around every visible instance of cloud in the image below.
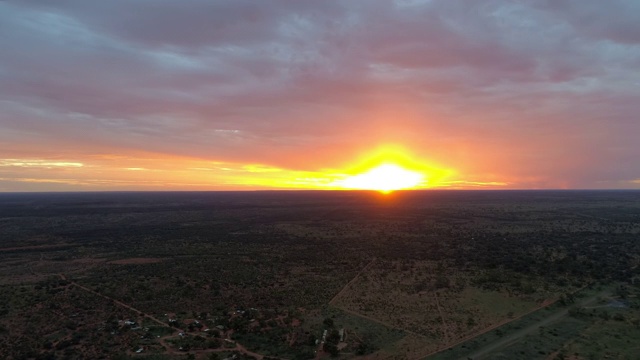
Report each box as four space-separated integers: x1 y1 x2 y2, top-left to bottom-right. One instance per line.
0 159 83 168
1 0 639 189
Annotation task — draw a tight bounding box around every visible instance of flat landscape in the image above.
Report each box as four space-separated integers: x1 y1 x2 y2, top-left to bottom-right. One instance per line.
1 190 640 360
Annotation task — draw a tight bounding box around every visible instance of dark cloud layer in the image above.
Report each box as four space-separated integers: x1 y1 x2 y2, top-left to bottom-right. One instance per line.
1 0 639 189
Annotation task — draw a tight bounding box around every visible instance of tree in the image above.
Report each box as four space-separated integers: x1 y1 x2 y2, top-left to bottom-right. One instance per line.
323 317 334 328
324 342 339 357
435 275 450 289
466 317 476 327
306 334 317 346
598 310 610 321
294 352 315 360
326 329 340 344
355 334 377 355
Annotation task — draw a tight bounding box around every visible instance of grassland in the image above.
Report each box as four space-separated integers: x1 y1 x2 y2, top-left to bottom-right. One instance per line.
0 190 639 359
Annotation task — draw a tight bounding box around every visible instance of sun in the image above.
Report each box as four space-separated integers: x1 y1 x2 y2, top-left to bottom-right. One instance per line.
337 163 425 193
325 145 453 193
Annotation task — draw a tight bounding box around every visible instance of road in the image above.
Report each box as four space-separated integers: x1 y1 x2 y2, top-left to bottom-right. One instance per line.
59 273 177 330
461 288 610 360
59 273 284 359
434 292 450 344
329 258 376 305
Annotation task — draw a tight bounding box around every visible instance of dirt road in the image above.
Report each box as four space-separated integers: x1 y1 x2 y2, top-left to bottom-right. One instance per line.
59 273 177 330
460 289 610 360
60 273 283 359
329 258 376 305
434 292 450 344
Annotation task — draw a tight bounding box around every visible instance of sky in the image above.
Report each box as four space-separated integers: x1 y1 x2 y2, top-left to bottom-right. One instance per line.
1 0 639 191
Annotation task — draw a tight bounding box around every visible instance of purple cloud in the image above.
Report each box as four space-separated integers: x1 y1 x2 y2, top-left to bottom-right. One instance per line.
1 0 639 189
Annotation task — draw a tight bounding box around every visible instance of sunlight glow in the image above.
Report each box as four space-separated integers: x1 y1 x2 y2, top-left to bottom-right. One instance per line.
326 145 454 193
0 147 462 192
336 163 425 193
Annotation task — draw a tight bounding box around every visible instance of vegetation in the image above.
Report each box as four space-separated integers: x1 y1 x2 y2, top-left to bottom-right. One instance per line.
0 190 639 359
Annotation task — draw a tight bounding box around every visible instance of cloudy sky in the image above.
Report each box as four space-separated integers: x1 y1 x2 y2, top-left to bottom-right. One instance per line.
1 0 639 191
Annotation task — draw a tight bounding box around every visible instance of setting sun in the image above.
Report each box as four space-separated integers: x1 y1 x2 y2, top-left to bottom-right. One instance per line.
325 145 453 192
336 163 425 193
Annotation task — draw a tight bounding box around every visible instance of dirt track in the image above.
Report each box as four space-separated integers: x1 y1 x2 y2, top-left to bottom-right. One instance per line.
458 288 611 360
329 257 376 305
59 273 284 359
59 273 176 329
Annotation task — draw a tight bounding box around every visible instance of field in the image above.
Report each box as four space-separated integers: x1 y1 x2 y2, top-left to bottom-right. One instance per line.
1 190 640 359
